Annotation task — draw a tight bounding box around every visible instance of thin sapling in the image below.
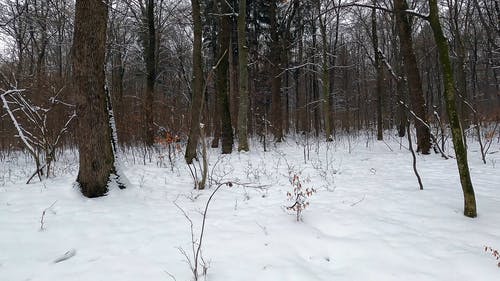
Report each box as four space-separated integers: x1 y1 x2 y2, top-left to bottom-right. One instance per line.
286 174 315 222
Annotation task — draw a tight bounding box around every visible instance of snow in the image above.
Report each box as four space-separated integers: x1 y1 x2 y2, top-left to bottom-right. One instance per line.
1 135 499 280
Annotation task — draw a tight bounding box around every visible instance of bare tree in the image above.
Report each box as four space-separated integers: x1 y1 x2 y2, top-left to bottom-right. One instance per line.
72 0 119 197
371 0 384 141
237 0 249 152
428 0 477 217
394 0 431 154
269 0 283 142
1 86 75 182
185 0 204 164
214 0 233 154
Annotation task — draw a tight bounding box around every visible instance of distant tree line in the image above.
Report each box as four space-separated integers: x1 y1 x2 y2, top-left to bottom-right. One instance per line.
1 0 498 216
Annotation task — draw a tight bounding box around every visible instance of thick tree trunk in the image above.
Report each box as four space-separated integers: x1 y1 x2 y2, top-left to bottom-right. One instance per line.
394 0 431 154
185 0 204 164
237 0 250 151
72 0 115 198
216 0 234 154
428 0 477 218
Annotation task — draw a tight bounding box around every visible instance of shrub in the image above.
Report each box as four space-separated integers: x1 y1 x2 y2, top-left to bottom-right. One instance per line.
286 174 315 222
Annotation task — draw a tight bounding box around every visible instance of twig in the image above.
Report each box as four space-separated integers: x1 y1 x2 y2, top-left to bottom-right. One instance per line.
400 101 449 159
382 140 393 152
173 201 196 273
255 222 268 236
173 181 232 280
164 270 178 281
27 163 47 184
40 200 57 231
350 195 366 206
407 121 424 190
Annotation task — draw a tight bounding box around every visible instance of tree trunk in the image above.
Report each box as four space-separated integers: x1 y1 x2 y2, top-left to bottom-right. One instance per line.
394 0 431 153
449 0 471 128
371 3 383 141
428 0 477 218
143 0 156 147
317 0 332 141
72 0 115 198
185 0 204 164
111 50 124 138
216 0 234 154
270 1 283 142
237 0 250 151
296 23 306 133
229 34 239 130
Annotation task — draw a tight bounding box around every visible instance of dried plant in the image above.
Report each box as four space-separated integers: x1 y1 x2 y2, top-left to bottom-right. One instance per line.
154 130 182 171
484 245 500 268
286 174 315 222
174 181 233 281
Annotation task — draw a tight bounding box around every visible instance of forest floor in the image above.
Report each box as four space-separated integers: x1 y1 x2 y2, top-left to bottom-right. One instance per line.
1 134 500 281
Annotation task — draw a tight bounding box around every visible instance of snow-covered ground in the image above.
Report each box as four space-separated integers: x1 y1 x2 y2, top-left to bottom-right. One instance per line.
1 135 499 281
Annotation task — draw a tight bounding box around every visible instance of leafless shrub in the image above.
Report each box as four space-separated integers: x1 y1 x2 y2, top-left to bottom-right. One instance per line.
174 181 233 281
286 174 315 222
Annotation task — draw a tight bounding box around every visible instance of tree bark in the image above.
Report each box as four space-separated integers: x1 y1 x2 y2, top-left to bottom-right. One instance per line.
111 50 124 141
371 3 383 141
237 0 250 151
317 0 332 141
229 33 239 130
216 0 234 154
185 0 204 164
72 0 115 198
428 0 477 218
270 0 283 142
143 0 156 147
296 24 307 133
394 0 431 154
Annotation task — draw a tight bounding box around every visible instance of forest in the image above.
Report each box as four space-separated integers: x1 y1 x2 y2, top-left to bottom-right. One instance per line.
0 0 499 280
